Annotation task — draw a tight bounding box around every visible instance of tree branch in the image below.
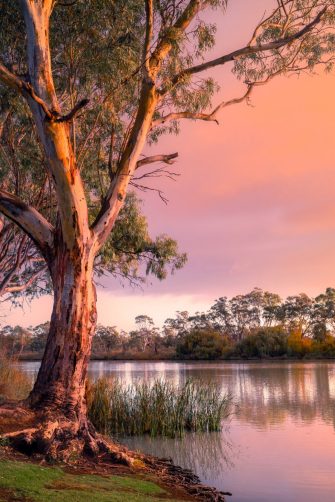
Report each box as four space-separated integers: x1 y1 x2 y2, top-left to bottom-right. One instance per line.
136 152 178 168
0 190 54 258
55 98 90 122
143 0 154 74
152 85 254 125
130 180 169 204
0 63 53 119
4 266 48 294
91 1 206 248
163 6 327 93
150 0 204 77
20 1 92 249
152 73 286 127
0 235 27 295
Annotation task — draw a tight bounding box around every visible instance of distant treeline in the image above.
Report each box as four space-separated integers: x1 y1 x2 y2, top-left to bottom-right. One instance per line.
2 287 335 360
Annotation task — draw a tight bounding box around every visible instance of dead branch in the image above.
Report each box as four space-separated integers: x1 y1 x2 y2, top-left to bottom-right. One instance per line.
130 180 169 204
55 99 90 122
136 152 178 168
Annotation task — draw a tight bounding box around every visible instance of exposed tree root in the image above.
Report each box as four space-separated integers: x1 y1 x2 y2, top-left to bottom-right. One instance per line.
0 402 231 501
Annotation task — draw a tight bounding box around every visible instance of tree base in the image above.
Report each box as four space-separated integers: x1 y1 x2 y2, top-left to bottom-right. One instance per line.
0 402 231 501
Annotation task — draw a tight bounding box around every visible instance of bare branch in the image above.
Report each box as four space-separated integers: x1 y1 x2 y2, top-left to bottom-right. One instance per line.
0 235 27 295
153 79 271 127
130 180 169 204
0 63 26 92
55 98 90 123
136 152 178 168
133 166 179 181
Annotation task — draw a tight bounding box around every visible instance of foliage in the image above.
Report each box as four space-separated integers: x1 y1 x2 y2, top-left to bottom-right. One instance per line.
176 329 228 360
311 334 335 357
4 286 335 360
87 378 231 438
233 327 288 359
287 330 313 358
96 192 187 285
209 288 283 341
93 325 124 355
1 0 334 303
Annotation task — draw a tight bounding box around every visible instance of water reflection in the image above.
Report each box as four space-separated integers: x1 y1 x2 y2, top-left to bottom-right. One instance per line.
85 361 335 431
20 361 335 430
19 361 335 501
124 429 236 481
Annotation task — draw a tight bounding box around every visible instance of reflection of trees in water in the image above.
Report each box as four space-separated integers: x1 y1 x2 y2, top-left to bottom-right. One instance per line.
22 361 335 431
233 364 335 430
87 361 335 430
122 429 236 482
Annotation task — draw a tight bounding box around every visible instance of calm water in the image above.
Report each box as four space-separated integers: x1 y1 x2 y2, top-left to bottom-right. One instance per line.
21 360 335 502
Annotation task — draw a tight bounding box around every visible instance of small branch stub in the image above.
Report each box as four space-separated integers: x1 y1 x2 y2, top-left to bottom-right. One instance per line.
55 99 90 123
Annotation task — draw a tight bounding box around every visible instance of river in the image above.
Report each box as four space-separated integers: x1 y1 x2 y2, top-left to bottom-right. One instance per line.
20 360 335 502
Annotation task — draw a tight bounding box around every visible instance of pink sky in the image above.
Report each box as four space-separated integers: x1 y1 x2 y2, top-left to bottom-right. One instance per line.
3 1 335 330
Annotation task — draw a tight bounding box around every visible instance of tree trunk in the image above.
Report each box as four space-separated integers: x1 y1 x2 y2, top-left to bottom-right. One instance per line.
29 239 96 424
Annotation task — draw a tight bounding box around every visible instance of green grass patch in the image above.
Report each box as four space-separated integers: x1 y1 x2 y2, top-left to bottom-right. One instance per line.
0 460 182 501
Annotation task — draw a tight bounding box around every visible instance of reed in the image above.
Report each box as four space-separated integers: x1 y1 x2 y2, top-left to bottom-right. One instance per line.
0 357 31 401
87 378 231 438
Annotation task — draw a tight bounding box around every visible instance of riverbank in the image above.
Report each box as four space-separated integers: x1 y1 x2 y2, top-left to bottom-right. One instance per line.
17 353 335 362
0 435 230 501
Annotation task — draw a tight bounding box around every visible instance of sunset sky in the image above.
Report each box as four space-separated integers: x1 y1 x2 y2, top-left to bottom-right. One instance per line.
4 0 335 330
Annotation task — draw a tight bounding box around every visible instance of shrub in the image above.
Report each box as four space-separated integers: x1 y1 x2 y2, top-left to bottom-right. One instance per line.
311 334 335 357
176 329 228 360
287 330 312 357
233 327 288 358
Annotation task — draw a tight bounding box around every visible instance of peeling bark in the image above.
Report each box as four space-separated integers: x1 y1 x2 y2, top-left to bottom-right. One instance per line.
29 235 96 422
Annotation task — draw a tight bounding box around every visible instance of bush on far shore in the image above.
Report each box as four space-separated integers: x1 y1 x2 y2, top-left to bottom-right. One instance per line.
232 327 288 359
176 329 230 360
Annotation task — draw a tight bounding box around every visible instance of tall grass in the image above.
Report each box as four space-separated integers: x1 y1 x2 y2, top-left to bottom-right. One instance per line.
87 378 231 438
0 357 31 401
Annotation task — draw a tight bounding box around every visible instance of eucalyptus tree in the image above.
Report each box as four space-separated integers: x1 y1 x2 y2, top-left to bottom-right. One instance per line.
313 288 335 335
0 95 185 303
0 0 334 457
209 289 282 340
129 314 159 352
279 293 315 336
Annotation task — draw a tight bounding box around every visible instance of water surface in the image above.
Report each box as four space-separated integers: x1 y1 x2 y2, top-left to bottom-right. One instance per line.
21 360 335 501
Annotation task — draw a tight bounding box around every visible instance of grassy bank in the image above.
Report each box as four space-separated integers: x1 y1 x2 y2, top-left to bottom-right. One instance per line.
0 459 188 501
